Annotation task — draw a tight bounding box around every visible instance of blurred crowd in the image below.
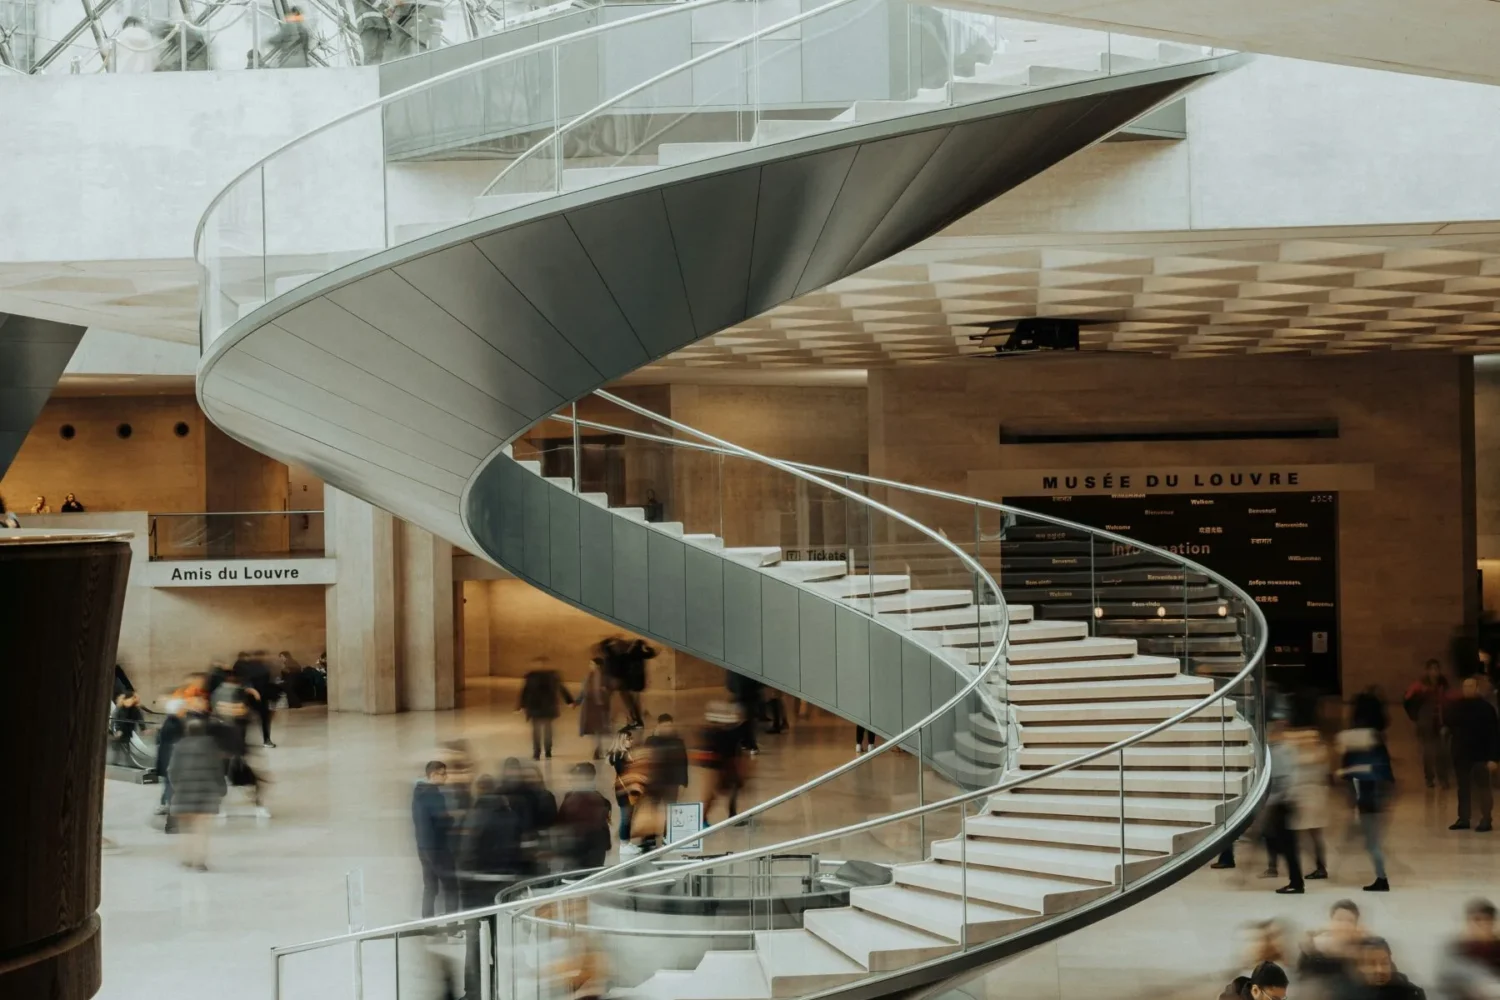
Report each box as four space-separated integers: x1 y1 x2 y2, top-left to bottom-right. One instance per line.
1224 896 1500 999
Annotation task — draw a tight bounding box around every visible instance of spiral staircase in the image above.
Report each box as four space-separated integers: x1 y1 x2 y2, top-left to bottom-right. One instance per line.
193 2 1267 996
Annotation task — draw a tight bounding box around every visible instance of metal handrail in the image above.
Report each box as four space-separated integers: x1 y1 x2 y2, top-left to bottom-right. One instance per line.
542 407 1247 592
269 409 1267 963
476 0 853 198
192 0 740 264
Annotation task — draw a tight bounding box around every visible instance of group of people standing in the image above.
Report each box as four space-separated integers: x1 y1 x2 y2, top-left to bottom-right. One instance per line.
1403 661 1500 830
1225 897 1500 999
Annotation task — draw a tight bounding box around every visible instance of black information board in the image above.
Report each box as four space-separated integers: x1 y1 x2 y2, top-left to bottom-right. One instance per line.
1009 491 1341 694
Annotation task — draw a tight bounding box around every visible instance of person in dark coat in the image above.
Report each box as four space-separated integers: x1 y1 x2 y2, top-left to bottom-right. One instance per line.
518 660 574 760
617 638 655 728
1448 675 1500 832
577 658 613 759
644 714 689 803
1335 938 1425 1000
726 673 762 753
413 760 457 918
457 774 529 1000
1405 660 1450 788
236 651 280 748
555 762 612 871
168 718 226 870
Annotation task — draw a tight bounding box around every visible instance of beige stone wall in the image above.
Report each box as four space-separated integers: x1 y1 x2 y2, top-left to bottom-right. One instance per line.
142 585 327 701
2 394 208 513
459 578 724 692
1475 364 1500 561
869 353 1476 696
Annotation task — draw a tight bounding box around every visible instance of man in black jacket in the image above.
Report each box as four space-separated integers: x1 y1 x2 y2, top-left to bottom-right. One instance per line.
645 714 689 803
412 761 456 918
1448 676 1500 832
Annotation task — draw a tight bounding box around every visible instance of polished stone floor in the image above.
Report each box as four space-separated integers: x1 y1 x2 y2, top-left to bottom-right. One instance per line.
96 691 1500 1000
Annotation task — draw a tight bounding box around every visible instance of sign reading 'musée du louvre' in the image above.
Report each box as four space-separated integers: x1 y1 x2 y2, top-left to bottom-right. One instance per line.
974 464 1374 497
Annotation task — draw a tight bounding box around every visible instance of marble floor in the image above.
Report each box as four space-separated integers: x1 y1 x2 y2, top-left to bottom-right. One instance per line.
96 692 1500 1000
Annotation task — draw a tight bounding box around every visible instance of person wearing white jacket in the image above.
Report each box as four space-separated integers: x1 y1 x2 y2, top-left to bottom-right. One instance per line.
113 17 159 73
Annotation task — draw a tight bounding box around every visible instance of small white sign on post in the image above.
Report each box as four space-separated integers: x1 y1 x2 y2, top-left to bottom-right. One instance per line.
665 801 704 851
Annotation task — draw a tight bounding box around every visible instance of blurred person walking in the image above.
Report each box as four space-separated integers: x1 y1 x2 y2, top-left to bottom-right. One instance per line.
167 718 226 871
1220 961 1290 1000
236 652 280 748
1338 726 1394 891
698 703 749 823
518 658 574 760
1263 720 1305 894
518 762 558 871
1301 900 1367 983
0 494 18 528
1405 659 1451 789
413 760 457 918
112 16 158 72
1289 727 1331 880
1447 675 1500 833
726 673 763 754
457 774 529 999
264 6 312 67
1337 938 1426 1000
613 637 655 728
645 713 689 804
855 724 876 756
555 762 612 871
578 658 613 760
1439 899 1500 999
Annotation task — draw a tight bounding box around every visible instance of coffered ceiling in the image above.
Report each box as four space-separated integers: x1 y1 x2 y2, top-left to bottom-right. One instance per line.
647 224 1500 370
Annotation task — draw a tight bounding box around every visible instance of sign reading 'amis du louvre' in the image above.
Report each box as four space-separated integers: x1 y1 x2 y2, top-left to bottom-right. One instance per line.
975 464 1374 497
142 558 338 588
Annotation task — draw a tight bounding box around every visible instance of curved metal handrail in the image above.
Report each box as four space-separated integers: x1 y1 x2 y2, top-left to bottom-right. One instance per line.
511 388 1011 898
192 0 748 262
270 403 1267 962
477 0 858 198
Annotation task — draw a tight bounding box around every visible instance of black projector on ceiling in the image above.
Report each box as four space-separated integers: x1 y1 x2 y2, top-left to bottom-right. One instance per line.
975 318 1082 356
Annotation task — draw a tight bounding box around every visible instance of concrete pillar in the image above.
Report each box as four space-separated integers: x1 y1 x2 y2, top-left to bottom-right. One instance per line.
324 487 397 714
397 521 455 711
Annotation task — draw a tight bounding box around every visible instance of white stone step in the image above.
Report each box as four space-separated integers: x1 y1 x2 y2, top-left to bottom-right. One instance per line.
933 749 1003 787
1007 637 1137 664
987 791 1227 825
543 476 573 490
1007 654 1179 683
954 729 1006 766
684 534 725 550
752 929 866 997
636 951 771 1000
802 906 955 973
892 861 1111 913
949 79 1029 103
1007 620 1090 644
962 814 1204 854
1016 743 1255 770
579 491 610 506
1018 767 1250 797
849 884 1038 945
930 836 1162 883
1012 698 1233 725
516 459 542 474
657 141 754 166
866 590 978 614
1008 673 1213 703
724 547 782 567
983 63 1097 88
613 507 647 523
765 560 848 583
753 118 843 144
561 164 657 191
809 573 909 598
881 604 1021 629
1018 720 1251 746
967 711 1008 744
651 521 685 536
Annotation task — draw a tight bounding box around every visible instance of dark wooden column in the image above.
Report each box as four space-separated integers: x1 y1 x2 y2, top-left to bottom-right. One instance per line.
0 533 131 1000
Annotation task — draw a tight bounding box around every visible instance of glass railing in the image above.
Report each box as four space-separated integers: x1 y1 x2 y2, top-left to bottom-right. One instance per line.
265 393 1267 1000
194 0 1224 350
148 510 324 559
